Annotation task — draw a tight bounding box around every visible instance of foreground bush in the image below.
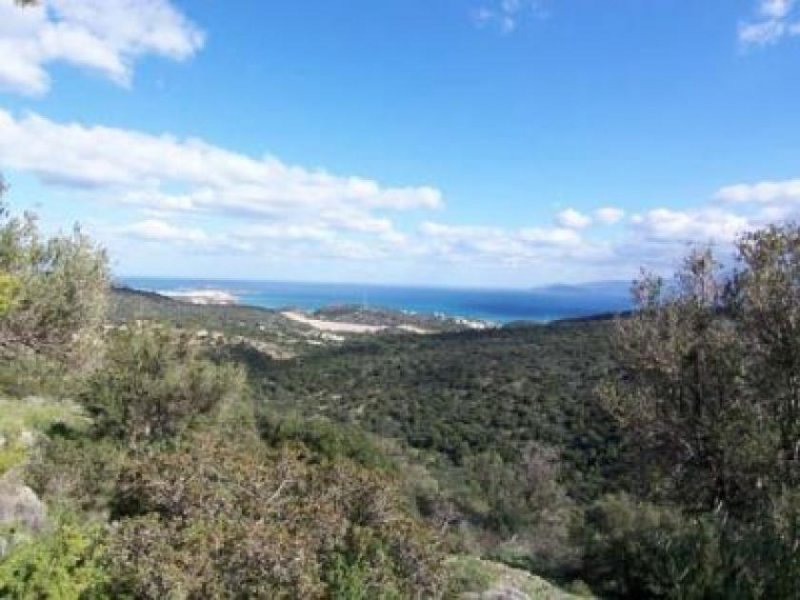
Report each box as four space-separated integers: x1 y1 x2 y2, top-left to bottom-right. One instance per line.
582 494 724 598
582 491 800 599
79 325 243 446
0 515 108 598
27 435 125 516
106 433 445 598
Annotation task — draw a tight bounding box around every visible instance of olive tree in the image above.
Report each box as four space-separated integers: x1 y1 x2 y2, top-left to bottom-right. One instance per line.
596 234 800 597
604 249 765 512
0 188 109 368
731 225 800 489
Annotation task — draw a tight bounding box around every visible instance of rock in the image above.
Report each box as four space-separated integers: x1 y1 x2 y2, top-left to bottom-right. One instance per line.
21 395 48 406
474 588 531 599
0 472 47 531
18 429 37 448
449 557 582 600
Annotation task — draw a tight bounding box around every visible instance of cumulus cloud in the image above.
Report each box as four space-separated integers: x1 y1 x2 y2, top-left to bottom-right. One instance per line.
711 177 800 227
413 202 771 274
0 0 204 95
0 109 443 218
594 207 625 225
0 109 441 264
555 208 592 229
630 208 751 244
715 178 800 204
739 0 800 45
418 221 598 266
0 110 791 279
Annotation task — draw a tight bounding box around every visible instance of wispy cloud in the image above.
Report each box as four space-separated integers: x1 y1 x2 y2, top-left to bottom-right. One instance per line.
739 0 800 45
471 1 800 48
471 0 546 34
0 0 204 95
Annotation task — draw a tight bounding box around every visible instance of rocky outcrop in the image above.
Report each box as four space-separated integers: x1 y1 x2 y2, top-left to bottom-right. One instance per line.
0 470 46 532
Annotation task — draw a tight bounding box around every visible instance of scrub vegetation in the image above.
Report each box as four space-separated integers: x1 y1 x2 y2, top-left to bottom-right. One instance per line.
1 189 799 598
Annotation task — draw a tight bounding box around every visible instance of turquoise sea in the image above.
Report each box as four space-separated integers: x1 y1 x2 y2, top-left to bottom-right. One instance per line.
119 278 632 324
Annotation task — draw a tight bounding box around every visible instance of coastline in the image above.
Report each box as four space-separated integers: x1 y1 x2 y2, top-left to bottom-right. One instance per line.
116 277 631 325
114 284 497 334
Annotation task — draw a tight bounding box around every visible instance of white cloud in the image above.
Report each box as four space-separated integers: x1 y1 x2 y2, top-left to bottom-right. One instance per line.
711 177 800 227
555 208 592 229
235 223 335 242
318 210 396 235
418 221 594 266
519 226 581 245
761 0 794 18
630 208 751 244
0 0 204 95
106 175 800 278
0 109 441 265
114 217 403 262
115 219 257 254
739 19 786 44
715 178 800 204
0 109 443 268
472 0 545 33
119 218 208 244
594 206 625 225
739 0 800 45
0 110 443 219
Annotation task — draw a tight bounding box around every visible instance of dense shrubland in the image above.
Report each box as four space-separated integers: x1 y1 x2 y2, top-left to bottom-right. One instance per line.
0 195 449 598
249 320 620 580
247 233 800 596
106 432 444 598
2 183 800 598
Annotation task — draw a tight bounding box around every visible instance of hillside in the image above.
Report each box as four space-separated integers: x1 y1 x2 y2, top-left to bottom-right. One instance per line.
252 321 621 500
4 229 799 598
111 286 482 356
107 285 619 587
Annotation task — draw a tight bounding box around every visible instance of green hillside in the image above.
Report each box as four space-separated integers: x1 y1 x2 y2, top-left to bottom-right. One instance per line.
2 198 800 598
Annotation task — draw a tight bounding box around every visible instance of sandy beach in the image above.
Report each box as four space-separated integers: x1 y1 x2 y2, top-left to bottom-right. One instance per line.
281 311 387 333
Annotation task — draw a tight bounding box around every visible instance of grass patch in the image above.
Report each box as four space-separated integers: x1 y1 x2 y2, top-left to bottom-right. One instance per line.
445 556 585 599
0 397 88 476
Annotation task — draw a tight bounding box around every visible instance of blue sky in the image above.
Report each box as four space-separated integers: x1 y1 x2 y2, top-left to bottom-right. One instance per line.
0 0 799 287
